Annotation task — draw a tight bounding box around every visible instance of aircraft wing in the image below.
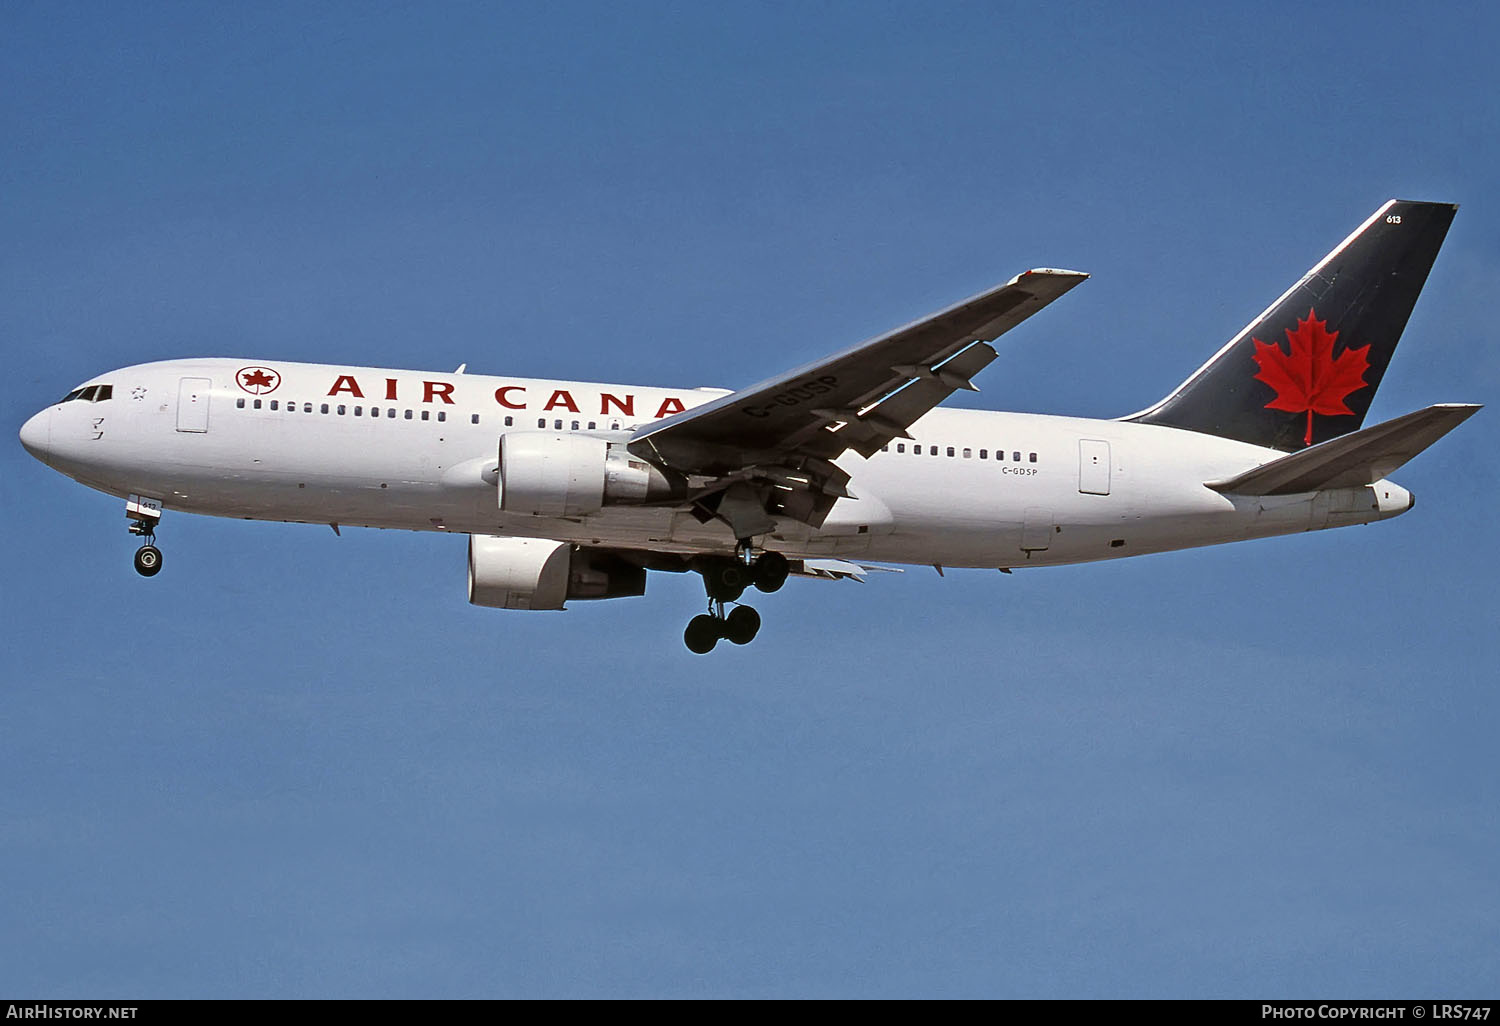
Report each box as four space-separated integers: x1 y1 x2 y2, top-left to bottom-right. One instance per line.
629 269 1088 475
1207 403 1481 496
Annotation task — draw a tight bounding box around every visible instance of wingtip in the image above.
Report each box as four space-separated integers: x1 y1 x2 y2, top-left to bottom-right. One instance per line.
1022 267 1089 279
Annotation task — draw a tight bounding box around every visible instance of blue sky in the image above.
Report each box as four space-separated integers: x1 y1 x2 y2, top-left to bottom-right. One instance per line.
3 1 1497 998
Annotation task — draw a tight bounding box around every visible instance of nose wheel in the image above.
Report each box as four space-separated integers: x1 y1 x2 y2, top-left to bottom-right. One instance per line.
133 542 163 577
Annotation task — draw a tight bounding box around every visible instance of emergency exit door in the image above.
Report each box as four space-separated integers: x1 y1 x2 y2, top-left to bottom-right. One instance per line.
177 378 211 433
1079 439 1111 495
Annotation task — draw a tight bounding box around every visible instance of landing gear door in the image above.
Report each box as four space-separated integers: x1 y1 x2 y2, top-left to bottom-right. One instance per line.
1021 507 1052 554
177 378 211 433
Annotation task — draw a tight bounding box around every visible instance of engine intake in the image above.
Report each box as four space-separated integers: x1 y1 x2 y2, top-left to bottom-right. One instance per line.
498 432 683 516
467 535 647 610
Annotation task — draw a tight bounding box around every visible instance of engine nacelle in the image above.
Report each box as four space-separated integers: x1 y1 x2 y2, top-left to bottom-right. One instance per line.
498 432 682 516
467 535 647 610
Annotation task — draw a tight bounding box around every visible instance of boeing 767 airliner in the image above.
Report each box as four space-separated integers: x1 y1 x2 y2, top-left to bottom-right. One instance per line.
18 200 1479 652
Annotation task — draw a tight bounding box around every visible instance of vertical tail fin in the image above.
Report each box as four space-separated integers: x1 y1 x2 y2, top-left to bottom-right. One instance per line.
1129 200 1457 451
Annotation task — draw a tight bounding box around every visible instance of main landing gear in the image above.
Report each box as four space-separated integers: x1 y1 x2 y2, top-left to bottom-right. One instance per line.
126 497 163 578
683 547 789 654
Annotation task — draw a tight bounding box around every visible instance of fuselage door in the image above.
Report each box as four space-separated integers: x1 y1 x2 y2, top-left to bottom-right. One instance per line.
1079 439 1111 495
176 377 211 433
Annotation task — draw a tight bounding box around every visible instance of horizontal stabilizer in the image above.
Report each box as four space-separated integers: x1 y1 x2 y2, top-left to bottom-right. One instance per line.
1207 403 1481 496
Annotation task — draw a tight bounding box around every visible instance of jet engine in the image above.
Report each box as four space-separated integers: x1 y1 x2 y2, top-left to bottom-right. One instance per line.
467 535 647 610
498 433 683 516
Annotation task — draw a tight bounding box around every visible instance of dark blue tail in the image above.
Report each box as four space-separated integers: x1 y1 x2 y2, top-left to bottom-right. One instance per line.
1130 200 1457 451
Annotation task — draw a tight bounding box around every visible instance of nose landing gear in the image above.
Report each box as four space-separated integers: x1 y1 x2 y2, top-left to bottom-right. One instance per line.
682 546 786 653
126 494 164 577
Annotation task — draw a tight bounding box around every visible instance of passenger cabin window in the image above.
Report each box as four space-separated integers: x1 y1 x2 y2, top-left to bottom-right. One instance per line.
963 448 972 459
537 418 546 428
929 446 937 456
979 449 988 459
237 398 246 409
321 403 329 414
337 405 346 415
946 446 955 457
387 408 396 419
896 443 905 453
354 406 362 416
571 420 580 430
254 399 263 410
471 413 479 424
504 416 513 427
421 410 430 421
270 400 279 410
1012 451 1020 462
1029 452 1037 463
437 411 446 422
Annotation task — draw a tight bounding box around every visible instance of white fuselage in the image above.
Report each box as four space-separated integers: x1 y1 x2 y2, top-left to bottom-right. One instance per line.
20 358 1414 569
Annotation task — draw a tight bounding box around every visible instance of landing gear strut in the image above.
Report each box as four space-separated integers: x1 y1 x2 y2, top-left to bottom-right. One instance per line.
682 544 785 653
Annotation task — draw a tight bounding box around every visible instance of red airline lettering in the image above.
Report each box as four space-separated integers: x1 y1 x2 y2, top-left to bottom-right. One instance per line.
328 375 364 398
601 393 634 416
495 386 526 409
544 389 579 413
655 397 685 418
424 381 455 404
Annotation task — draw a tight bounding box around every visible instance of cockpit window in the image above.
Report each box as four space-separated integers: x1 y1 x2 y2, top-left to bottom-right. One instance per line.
58 384 113 403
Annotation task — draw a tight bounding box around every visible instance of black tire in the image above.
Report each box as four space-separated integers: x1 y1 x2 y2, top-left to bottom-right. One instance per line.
752 551 789 593
134 545 163 577
704 561 749 602
684 614 720 654
723 605 761 645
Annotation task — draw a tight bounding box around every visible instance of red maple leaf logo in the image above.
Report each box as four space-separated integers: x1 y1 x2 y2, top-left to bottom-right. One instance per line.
236 366 281 394
1251 309 1370 446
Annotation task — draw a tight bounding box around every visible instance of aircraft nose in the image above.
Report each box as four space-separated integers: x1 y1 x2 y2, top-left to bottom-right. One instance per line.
19 408 52 463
